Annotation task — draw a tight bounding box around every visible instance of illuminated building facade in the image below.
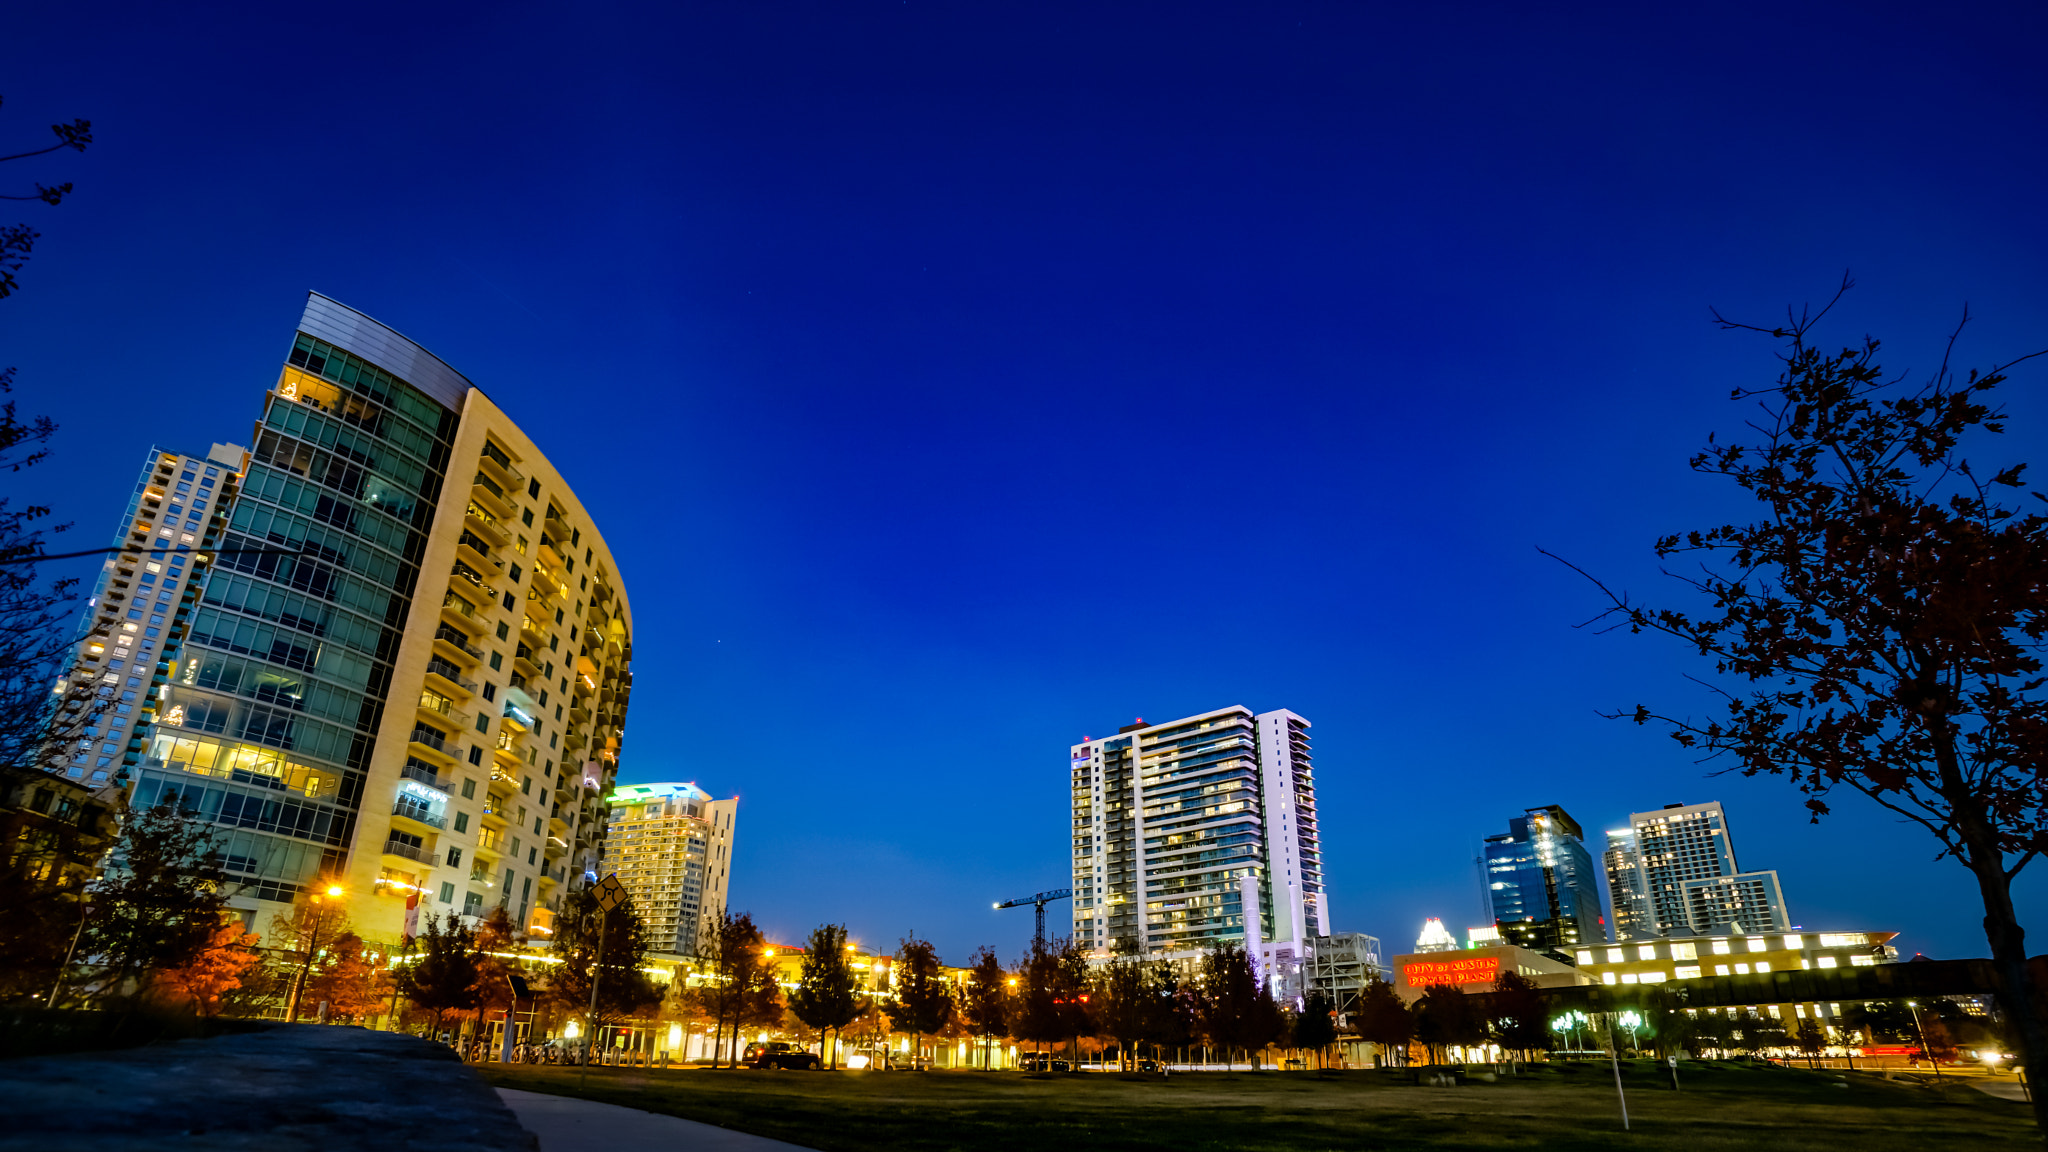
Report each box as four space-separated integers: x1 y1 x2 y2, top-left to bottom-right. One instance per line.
128 294 634 944
1602 827 1654 942
600 782 736 957
57 444 244 786
1070 706 1327 970
1479 804 1603 954
1626 801 1789 937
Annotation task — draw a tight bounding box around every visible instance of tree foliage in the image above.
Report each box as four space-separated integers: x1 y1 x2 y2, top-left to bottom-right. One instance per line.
1091 953 1152 1068
394 912 480 1032
892 934 953 1062
551 886 660 1051
958 945 1009 1067
788 922 864 1069
688 909 775 1068
1293 990 1339 1065
1557 280 2048 1130
1412 983 1485 1064
155 918 260 1016
1351 976 1414 1063
80 803 230 1003
303 931 392 1023
1488 970 1548 1058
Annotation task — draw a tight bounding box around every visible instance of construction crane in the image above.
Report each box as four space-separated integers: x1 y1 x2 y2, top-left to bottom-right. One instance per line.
993 889 1072 949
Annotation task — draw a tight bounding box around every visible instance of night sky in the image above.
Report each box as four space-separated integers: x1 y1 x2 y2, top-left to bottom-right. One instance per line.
6 3 2044 965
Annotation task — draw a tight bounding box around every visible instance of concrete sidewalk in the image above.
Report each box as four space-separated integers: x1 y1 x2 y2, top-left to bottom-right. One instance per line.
497 1088 817 1152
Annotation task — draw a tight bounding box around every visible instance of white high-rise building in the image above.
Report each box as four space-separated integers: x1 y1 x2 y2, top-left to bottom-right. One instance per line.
1069 706 1327 973
1603 828 1654 942
1626 801 1789 937
600 782 736 957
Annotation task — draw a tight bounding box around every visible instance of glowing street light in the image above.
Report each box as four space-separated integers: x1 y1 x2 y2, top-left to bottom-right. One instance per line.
285 881 347 1022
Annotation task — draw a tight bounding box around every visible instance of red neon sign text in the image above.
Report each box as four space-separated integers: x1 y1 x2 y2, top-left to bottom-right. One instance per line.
1402 955 1501 988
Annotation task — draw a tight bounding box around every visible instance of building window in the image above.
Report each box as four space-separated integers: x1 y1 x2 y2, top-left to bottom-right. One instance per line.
489 652 502 671
522 509 534 526
439 882 455 904
454 812 470 833
447 846 463 866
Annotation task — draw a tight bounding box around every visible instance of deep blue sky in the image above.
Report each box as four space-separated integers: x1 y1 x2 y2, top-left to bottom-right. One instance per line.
6 3 2044 965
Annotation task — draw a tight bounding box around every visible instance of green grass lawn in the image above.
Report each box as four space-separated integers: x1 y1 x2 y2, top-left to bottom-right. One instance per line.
481 1059 2041 1151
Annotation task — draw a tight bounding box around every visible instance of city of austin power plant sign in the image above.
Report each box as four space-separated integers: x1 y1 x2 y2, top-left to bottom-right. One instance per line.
1403 955 1501 987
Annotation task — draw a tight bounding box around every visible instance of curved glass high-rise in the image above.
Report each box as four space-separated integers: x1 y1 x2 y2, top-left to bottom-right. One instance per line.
131 294 634 945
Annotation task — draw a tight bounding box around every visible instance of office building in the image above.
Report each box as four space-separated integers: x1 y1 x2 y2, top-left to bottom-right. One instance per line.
1070 706 1327 967
55 444 245 786
1479 804 1603 954
1303 932 1389 1019
128 294 635 945
1602 827 1653 942
600 782 736 957
1625 801 1789 937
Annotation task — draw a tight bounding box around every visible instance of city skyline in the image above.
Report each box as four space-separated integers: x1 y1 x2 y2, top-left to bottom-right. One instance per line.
7 3 2045 966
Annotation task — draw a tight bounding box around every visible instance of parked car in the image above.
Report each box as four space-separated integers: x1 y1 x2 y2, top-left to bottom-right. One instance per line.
744 1041 823 1070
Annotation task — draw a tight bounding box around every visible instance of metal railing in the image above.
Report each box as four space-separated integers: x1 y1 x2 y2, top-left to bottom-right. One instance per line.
382 838 432 864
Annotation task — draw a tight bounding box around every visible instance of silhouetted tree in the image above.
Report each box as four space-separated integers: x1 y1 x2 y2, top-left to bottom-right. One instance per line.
1555 278 2048 1132
1293 990 1339 1067
395 913 480 1035
552 887 660 1058
1199 942 1261 1068
959 945 1009 1069
688 910 772 1068
1091 953 1152 1069
1489 971 1548 1060
789 923 863 1068
1413 984 1485 1064
1352 977 1413 1066
893 934 952 1067
79 803 230 1004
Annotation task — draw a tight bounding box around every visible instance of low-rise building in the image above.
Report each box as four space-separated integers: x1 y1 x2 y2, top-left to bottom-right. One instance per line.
1567 930 1898 987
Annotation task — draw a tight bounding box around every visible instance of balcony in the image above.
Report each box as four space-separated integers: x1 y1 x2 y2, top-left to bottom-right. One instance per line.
464 501 511 548
392 799 446 830
399 760 448 791
451 561 496 598
424 659 478 697
471 472 515 520
433 625 486 663
382 838 433 865
416 696 472 732
478 448 523 490
456 530 504 573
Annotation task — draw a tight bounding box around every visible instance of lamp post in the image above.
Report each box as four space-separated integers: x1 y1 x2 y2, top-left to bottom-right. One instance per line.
285 883 346 1022
1905 1001 1942 1082
1616 1010 1644 1056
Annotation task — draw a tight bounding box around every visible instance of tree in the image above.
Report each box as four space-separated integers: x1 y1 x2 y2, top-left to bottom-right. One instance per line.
268 881 353 1022
1489 971 1548 1060
79 803 231 1003
788 923 864 1069
552 887 660 1059
1293 990 1339 1068
0 97 99 780
1050 937 1096 1066
1092 953 1152 1069
1011 942 1064 1060
959 945 1010 1069
892 934 953 1068
1352 977 1414 1066
1794 1019 1826 1068
1199 942 1260 1068
395 912 480 1034
1559 281 2048 1134
155 918 260 1016
1413 984 1485 1064
297 930 391 1023
688 910 773 1068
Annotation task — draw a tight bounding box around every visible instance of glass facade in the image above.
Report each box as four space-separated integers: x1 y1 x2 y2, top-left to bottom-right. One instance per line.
1481 804 1603 954
132 334 458 904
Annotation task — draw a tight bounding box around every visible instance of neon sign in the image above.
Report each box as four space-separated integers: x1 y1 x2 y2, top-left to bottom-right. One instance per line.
1403 955 1501 988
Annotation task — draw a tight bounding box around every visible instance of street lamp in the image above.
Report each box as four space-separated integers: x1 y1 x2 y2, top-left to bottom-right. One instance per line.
1616 1010 1644 1055
1905 1001 1942 1082
285 883 346 1022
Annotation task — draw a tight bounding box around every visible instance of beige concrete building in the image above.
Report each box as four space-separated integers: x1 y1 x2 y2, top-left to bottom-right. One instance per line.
131 294 634 946
600 782 735 957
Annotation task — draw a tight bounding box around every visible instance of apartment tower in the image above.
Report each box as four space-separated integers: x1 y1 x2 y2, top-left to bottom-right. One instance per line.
57 444 245 786
1479 804 1603 954
599 782 736 957
1626 801 1789 937
1070 706 1326 967
129 294 635 945
1602 827 1654 942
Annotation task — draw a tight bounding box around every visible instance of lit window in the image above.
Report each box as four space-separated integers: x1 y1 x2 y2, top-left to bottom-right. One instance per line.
1620 973 1638 984
1746 937 1768 953
1783 934 1806 950
1574 950 1594 964
1637 944 1658 961
1849 955 1876 967
1711 939 1732 955
1605 948 1624 963
1754 961 1771 973
1816 956 1838 969
1601 971 1617 985
1734 963 1750 975
1714 964 1730 976
1670 941 1698 961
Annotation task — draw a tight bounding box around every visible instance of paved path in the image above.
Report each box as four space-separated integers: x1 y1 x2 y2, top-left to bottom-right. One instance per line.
1970 1078 2032 1102
0 1025 532 1152
497 1088 816 1152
